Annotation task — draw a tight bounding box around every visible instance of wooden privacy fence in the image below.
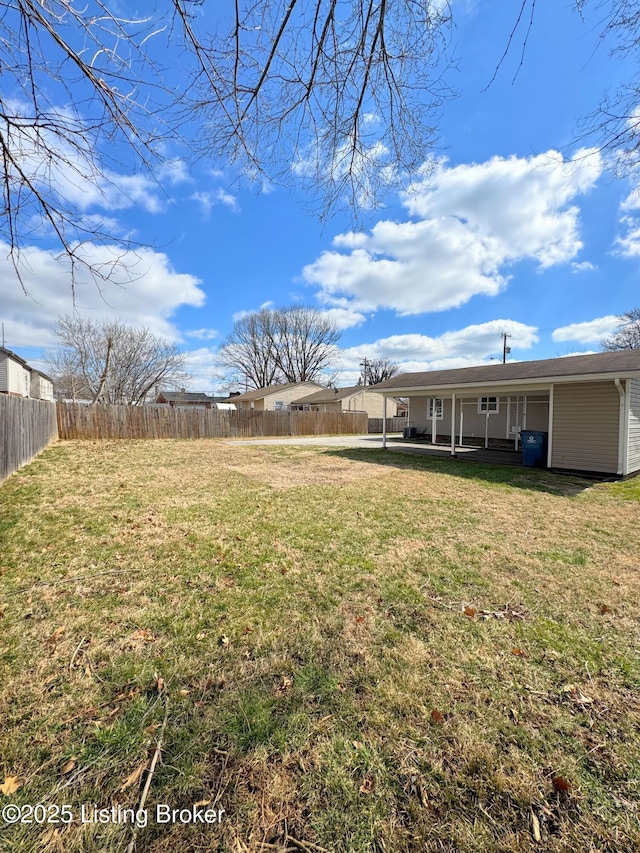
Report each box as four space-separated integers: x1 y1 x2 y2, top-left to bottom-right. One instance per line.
368 416 408 434
57 403 368 440
0 396 58 483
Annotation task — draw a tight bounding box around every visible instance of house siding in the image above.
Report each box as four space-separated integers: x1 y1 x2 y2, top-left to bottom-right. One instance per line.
627 378 640 473
31 373 54 402
343 390 396 417
0 354 7 393
2 356 30 396
407 394 549 443
261 383 321 410
551 381 619 473
525 396 550 431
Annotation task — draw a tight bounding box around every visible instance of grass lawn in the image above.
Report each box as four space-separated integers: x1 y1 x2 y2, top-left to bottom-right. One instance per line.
0 439 639 853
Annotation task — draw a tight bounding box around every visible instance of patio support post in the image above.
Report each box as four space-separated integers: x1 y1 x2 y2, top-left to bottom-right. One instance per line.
382 395 387 449
459 407 464 445
485 412 489 449
450 393 456 456
432 399 437 444
546 385 554 468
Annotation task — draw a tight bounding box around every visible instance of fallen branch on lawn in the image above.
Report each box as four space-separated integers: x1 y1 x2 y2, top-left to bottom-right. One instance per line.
125 684 169 853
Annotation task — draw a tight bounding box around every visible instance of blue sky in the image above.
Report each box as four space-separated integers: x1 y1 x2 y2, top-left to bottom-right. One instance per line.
2 0 639 392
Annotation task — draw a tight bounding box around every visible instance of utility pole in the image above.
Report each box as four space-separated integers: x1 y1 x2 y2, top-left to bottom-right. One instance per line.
501 333 511 364
359 356 369 386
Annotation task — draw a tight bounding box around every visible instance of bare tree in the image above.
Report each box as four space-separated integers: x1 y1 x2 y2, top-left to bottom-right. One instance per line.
184 0 453 214
215 309 282 391
216 306 340 389
360 357 401 385
0 2 177 292
48 316 189 404
491 2 640 169
601 308 640 350
273 307 340 383
2 1 454 297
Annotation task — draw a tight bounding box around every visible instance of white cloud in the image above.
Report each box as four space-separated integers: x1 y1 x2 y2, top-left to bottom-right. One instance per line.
1 242 206 349
571 261 596 273
320 307 367 330
192 188 239 215
303 150 601 316
335 319 539 384
615 214 640 257
186 328 219 340
158 158 191 186
552 315 620 344
182 347 220 394
3 100 165 215
231 301 274 323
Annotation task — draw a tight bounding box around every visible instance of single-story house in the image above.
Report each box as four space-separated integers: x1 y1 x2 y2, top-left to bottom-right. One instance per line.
373 351 640 477
0 347 31 397
30 370 55 402
227 381 323 411
155 392 222 409
291 385 399 418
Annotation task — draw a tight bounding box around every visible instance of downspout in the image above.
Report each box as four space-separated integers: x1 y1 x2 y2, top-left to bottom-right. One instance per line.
450 393 456 456
615 379 627 476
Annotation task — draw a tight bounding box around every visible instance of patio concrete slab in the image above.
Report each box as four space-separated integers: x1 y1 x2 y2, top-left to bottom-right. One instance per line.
224 435 524 466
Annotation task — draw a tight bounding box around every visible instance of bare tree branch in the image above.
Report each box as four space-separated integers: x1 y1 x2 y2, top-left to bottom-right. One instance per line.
49 316 190 403
601 307 640 350
216 306 340 389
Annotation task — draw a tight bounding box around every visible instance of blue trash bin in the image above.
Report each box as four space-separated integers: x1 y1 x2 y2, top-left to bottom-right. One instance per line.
521 430 548 468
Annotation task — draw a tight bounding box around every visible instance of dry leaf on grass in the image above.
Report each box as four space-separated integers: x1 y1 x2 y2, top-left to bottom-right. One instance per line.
359 775 375 794
45 626 66 645
552 775 572 793
119 761 147 792
511 648 527 657
60 758 77 775
463 606 476 618
1 776 21 796
530 810 542 842
562 684 593 705
131 629 157 642
430 708 445 724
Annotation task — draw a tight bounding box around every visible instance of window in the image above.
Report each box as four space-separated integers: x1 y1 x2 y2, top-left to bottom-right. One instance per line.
428 398 443 419
478 396 499 413
273 400 286 411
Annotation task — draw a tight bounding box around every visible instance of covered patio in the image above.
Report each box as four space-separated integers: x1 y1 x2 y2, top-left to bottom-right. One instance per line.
375 351 640 477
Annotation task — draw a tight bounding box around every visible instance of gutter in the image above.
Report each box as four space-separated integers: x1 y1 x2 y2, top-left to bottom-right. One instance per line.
378 370 640 397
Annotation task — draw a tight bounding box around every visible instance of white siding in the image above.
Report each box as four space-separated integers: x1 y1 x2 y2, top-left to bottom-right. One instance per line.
4 357 31 396
627 378 640 473
0 354 7 393
551 381 619 474
31 372 54 402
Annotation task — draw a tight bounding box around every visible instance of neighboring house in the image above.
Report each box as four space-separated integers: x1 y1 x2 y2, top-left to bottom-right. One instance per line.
31 370 55 402
374 351 640 477
291 385 399 418
155 392 223 409
0 347 32 397
227 381 323 411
